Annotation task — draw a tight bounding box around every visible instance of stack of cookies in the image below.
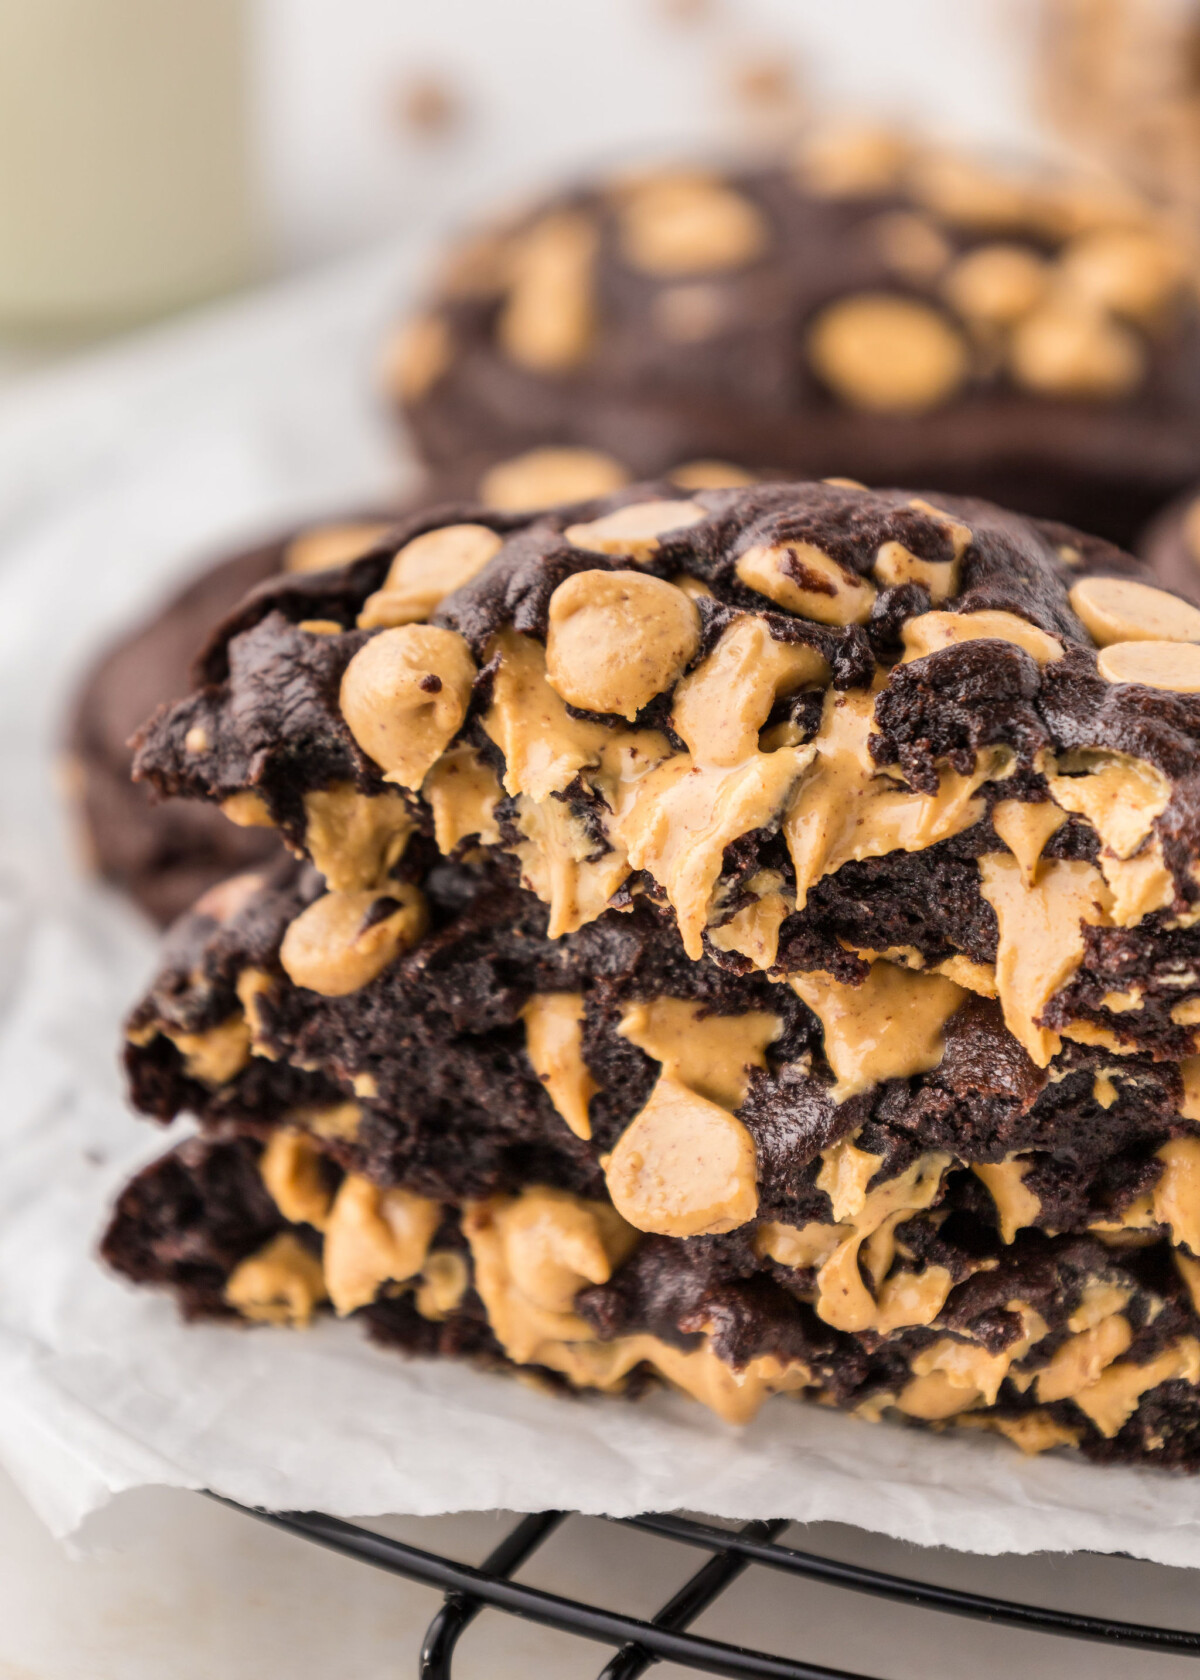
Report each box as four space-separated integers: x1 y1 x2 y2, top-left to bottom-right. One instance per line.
100 476 1200 1467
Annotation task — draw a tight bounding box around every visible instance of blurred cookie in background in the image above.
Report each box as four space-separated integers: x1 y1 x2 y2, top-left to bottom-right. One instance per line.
388 128 1200 546
1138 486 1200 605
65 517 396 926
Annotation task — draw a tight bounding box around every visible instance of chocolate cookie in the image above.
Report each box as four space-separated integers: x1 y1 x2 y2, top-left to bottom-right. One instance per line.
389 132 1200 546
66 517 398 924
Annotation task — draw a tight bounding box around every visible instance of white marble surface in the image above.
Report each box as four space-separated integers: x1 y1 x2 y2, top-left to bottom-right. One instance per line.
1 1467 1199 1679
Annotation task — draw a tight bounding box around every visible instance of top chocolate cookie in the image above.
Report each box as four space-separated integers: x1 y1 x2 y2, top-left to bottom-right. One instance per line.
389 131 1200 546
131 479 1200 1069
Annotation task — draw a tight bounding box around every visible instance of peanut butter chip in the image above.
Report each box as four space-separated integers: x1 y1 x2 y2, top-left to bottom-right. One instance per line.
1069 575 1200 647
323 1175 442 1316
340 624 476 786
1097 640 1200 691
1059 228 1187 322
807 294 968 414
1009 304 1144 399
564 498 705 560
901 609 1063 665
225 1234 328 1328
284 522 394 575
279 884 428 997
735 541 876 625
498 210 597 372
382 313 452 402
546 570 701 720
796 126 911 197
618 175 768 275
604 1074 758 1237
672 616 827 765
358 525 502 629
221 791 275 828
479 448 630 511
943 244 1047 325
669 460 757 490
260 1130 333 1229
871 212 952 283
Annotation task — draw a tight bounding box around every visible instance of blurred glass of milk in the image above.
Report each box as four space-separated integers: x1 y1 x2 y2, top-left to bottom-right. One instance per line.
0 0 256 338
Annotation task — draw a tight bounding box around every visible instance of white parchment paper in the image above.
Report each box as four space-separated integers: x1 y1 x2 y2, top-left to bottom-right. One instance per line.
2 251 1200 1563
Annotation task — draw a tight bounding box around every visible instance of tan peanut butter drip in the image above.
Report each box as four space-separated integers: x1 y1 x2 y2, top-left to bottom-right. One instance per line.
513 795 632 938
1035 1314 1133 1403
280 884 428 998
415 1251 471 1321
1098 641 1200 691
1069 576 1200 648
284 522 395 576
783 687 1006 912
872 498 972 603
789 962 965 1100
322 1174 442 1316
604 1075 759 1237
260 1130 333 1230
291 1099 362 1141
522 993 597 1140
422 745 503 853
157 1014 251 1086
221 791 275 828
235 969 276 1059
564 499 705 561
479 448 630 511
463 1187 808 1424
902 1304 1049 1413
991 798 1067 888
341 625 477 790
735 540 877 625
901 609 1064 665
933 954 998 997
617 998 780 1111
616 746 813 961
1072 1339 1200 1438
224 1234 328 1327
545 570 701 721
759 1145 951 1334
358 524 502 629
1153 1136 1200 1255
965 1411 1081 1456
1177 1252 1200 1315
973 1157 1041 1243
1045 750 1170 860
977 855 1112 1066
806 294 969 414
707 883 792 971
1093 1067 1123 1109
303 784 414 892
1096 841 1176 926
671 616 828 767
498 210 597 373
617 173 769 275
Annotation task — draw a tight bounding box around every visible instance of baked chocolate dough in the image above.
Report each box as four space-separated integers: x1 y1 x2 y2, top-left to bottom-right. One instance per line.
390 132 1200 546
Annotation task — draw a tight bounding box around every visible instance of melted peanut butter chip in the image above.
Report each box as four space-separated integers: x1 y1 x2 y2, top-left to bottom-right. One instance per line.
280 884 428 997
736 541 876 625
341 624 476 788
1009 303 1144 399
808 293 968 413
303 784 414 892
161 1015 251 1086
1098 639 1200 692
943 243 1047 324
545 569 701 720
790 962 965 1100
513 793 631 938
978 855 1111 1065
498 211 597 372
991 798 1067 888
973 1157 1041 1243
479 448 629 510
901 609 1063 664
617 998 780 1111
1153 1136 1200 1256
382 313 451 402
260 1130 333 1231
323 1175 442 1316
358 524 502 629
604 1074 758 1237
564 498 705 560
522 993 597 1140
422 745 503 853
225 1234 328 1327
809 1150 950 1333
1070 575 1200 648
1036 1315 1133 1404
671 616 827 765
1046 750 1171 860
1073 1339 1200 1438
284 522 394 575
221 791 275 828
618 174 768 275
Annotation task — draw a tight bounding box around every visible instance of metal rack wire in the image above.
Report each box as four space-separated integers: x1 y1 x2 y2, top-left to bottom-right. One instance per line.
214 1498 1200 1678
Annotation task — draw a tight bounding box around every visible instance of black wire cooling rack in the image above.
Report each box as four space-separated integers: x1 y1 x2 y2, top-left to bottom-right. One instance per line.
213 1498 1200 1678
